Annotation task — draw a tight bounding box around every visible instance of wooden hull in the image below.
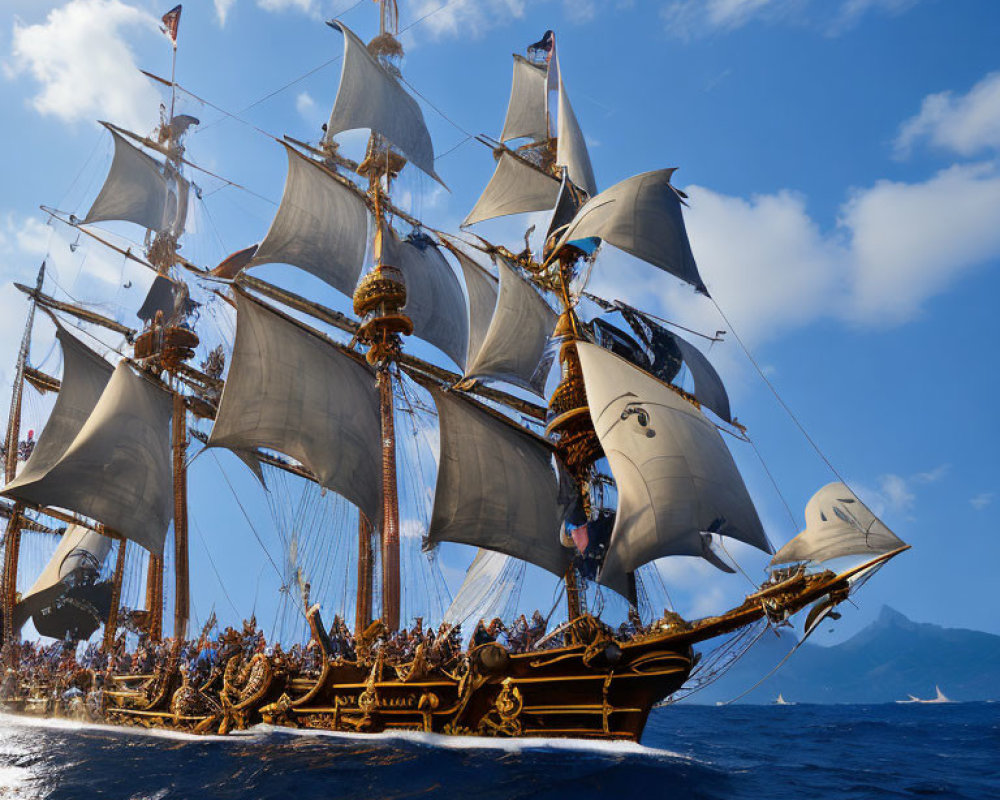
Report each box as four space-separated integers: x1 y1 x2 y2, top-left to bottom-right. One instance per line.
13 631 692 742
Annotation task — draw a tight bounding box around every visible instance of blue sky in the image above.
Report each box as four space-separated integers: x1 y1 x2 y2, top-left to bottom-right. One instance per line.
0 0 998 647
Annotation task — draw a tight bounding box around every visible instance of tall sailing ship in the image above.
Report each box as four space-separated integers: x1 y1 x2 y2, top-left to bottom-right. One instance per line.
0 3 908 741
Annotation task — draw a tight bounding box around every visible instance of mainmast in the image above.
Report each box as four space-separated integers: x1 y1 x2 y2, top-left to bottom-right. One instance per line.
352 0 408 632
1 262 45 653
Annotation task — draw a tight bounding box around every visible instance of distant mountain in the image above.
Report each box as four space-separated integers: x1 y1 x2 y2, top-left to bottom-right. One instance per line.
684 606 1000 704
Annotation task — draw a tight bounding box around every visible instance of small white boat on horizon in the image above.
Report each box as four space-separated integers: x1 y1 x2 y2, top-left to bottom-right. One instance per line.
896 686 953 704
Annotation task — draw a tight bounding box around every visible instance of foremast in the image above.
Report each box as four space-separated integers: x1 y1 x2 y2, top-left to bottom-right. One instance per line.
1 263 45 655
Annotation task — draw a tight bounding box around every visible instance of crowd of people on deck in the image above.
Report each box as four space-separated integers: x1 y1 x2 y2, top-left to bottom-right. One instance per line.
0 602 643 707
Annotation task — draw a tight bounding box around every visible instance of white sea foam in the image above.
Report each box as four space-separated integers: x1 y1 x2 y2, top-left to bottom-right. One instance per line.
0 712 257 743
250 723 688 760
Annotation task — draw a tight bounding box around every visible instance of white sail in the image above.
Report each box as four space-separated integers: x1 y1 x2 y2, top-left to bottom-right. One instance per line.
248 144 369 299
771 482 906 566
500 55 548 143
4 362 173 554
464 256 556 396
84 130 188 236
671 334 732 424
326 20 443 185
444 242 499 369
554 62 597 196
425 385 571 578
381 229 469 369
462 151 560 227
556 169 706 293
3 327 113 494
22 525 111 601
575 342 770 594
209 292 382 525
442 548 518 631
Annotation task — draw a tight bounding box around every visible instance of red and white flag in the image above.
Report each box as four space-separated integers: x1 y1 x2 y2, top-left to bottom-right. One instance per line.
161 5 182 45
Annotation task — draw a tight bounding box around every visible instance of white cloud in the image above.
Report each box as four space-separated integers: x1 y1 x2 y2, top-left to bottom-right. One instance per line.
215 0 238 26
400 0 526 42
970 492 995 511
257 0 315 13
6 0 162 133
895 72 1000 159
853 465 947 518
661 0 919 39
296 90 317 118
590 160 1000 348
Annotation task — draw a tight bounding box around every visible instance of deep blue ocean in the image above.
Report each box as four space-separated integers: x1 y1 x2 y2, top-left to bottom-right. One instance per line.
0 703 996 799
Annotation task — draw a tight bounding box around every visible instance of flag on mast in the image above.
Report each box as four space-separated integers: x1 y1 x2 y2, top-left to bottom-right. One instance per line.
161 5 182 45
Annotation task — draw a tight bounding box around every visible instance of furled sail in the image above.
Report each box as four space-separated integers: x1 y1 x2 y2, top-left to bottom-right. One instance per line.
326 20 444 185
3 327 113 493
575 342 770 594
557 169 706 294
554 66 597 196
209 292 381 524
381 230 468 369
84 130 188 237
4 362 174 554
443 242 498 368
771 483 907 566
500 55 548 143
464 256 557 396
425 385 571 577
462 151 560 227
14 524 113 640
248 145 369 298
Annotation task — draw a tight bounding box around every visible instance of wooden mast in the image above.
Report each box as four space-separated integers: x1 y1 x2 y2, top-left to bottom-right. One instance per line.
172 391 189 640
350 0 407 633
1 263 44 654
103 537 128 652
355 513 374 632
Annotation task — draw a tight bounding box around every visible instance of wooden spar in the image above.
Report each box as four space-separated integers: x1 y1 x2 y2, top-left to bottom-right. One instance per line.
355 513 374 633
2 263 44 652
237 277 546 422
15 282 136 338
24 365 60 394
40 206 157 275
172 392 189 641
0 500 62 535
565 565 582 621
103 538 127 652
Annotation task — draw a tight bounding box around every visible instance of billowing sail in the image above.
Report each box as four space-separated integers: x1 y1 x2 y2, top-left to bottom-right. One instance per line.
464 257 556 396
84 130 188 237
545 171 583 248
4 327 113 492
14 525 113 640
137 274 197 325
500 55 548 143
557 169 706 294
326 21 443 185
209 292 381 524
442 548 519 632
425 385 571 577
382 230 468 369
462 151 560 227
771 483 907 566
575 342 770 594
4 362 174 554
554 66 597 196
444 242 498 368
249 145 369 298
671 335 732 424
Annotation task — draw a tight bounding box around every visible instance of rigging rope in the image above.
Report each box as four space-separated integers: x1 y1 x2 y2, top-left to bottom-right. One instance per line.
710 296 852 490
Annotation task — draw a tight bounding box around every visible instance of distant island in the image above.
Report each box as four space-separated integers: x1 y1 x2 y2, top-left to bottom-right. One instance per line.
685 606 1000 704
